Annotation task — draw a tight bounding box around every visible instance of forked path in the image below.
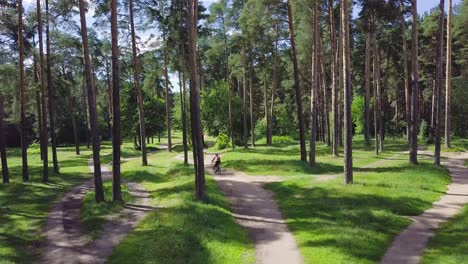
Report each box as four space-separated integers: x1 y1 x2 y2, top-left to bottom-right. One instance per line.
177 153 303 264
42 159 155 264
381 152 468 264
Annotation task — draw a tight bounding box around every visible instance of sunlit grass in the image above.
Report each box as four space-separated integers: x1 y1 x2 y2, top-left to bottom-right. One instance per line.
108 151 254 264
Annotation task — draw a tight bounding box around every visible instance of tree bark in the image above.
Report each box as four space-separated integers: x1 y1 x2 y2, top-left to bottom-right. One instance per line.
409 0 419 165
129 0 148 166
45 0 59 175
341 0 353 184
0 96 9 183
364 22 371 146
309 0 318 167
34 58 44 161
19 0 29 181
70 97 80 155
445 0 452 148
179 69 188 165
188 0 206 200
328 0 339 156
401 2 410 144
111 0 123 201
163 34 172 152
79 0 104 202
287 0 307 162
434 0 445 166
268 30 279 146
249 76 255 147
243 47 248 148
82 74 90 149
264 75 269 144
37 0 49 182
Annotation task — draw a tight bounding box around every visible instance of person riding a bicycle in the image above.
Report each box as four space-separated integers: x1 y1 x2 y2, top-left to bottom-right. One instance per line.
211 154 221 173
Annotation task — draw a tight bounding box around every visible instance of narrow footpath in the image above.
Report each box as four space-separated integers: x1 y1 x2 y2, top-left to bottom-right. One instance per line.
42 159 155 264
381 152 468 264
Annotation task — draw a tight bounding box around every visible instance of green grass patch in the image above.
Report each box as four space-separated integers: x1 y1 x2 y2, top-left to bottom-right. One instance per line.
0 146 92 264
81 181 132 240
265 158 450 264
108 152 254 264
220 139 408 177
421 206 468 264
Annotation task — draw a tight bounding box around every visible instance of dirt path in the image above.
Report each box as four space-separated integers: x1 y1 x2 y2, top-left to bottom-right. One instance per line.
380 152 468 264
42 159 155 264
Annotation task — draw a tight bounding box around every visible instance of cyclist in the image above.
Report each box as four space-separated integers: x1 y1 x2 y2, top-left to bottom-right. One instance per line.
211 154 221 173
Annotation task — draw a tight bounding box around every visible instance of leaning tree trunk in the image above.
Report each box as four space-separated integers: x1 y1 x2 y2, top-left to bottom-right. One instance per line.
445 0 452 148
79 0 104 202
37 0 49 182
409 0 419 165
328 0 339 156
401 2 410 144
111 0 123 201
82 74 90 149
163 34 172 152
46 0 59 175
434 0 445 166
0 96 9 183
342 0 353 184
129 0 148 166
287 0 307 162
188 0 206 200
19 0 29 181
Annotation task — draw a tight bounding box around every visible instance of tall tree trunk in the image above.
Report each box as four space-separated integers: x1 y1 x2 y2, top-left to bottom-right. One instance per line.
105 59 113 138
341 0 353 184
188 0 206 200
111 0 123 201
79 0 104 202
34 58 44 161
268 30 279 146
19 0 29 181
445 0 452 148
319 36 330 146
401 2 410 144
45 0 59 175
243 48 248 148
82 74 90 149
264 75 269 144
409 0 419 165
309 0 318 167
179 70 188 165
37 0 48 182
376 45 384 153
434 0 445 166
163 34 172 152
329 0 339 156
287 0 307 162
364 23 371 146
0 96 9 183
222 20 234 149
431 78 436 127
373 43 380 155
249 77 255 147
129 0 147 166
70 97 80 155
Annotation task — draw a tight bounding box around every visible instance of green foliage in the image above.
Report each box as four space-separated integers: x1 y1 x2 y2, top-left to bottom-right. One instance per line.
419 120 434 144
451 77 468 137
254 117 267 141
272 135 296 145
215 133 231 150
351 96 365 134
81 181 133 240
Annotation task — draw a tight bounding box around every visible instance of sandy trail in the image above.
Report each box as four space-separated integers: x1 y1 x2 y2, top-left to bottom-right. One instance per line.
42 159 155 264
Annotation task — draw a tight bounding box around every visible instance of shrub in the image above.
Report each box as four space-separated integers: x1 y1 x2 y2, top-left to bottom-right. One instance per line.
351 95 365 134
215 133 231 150
419 120 434 144
272 135 296 145
254 118 267 141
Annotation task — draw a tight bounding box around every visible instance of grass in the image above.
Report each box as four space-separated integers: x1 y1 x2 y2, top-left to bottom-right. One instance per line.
81 181 133 240
421 206 468 264
108 151 255 264
426 137 468 153
264 157 450 264
0 145 92 264
220 138 408 177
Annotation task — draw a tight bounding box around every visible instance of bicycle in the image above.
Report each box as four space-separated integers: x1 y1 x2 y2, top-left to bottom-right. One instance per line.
213 163 222 174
